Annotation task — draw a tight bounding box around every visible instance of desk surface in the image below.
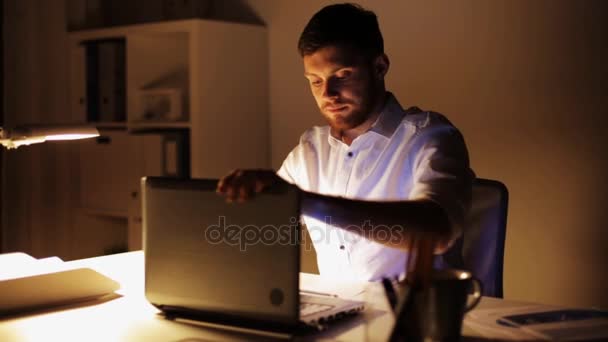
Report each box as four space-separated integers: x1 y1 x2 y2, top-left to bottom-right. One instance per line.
0 252 548 341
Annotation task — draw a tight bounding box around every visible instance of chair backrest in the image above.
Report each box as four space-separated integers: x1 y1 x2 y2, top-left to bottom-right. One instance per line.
462 178 509 298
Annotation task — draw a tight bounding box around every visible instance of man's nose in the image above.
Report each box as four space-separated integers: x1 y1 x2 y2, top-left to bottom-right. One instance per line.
321 78 340 99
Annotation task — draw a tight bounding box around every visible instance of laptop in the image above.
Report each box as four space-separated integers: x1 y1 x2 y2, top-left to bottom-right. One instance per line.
142 177 364 333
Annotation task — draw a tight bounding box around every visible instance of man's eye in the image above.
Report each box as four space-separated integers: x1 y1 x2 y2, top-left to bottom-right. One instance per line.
335 73 350 81
311 80 322 86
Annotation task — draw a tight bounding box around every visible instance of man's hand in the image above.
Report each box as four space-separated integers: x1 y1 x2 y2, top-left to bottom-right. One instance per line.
216 169 284 202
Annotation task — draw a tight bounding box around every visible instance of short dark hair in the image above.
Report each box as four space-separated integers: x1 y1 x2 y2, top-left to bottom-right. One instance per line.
298 3 384 59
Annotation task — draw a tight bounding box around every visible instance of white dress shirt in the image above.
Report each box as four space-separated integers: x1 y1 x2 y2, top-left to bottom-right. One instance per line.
277 93 474 281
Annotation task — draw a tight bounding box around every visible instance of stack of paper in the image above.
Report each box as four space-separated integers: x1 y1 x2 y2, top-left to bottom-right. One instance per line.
0 252 120 315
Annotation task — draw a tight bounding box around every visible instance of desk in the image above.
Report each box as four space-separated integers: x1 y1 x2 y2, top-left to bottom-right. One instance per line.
0 252 561 341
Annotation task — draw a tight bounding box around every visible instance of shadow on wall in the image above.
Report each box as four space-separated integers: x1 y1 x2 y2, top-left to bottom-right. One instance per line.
212 0 265 25
66 0 265 31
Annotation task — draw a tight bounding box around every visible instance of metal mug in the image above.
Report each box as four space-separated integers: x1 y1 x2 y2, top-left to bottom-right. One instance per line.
389 269 482 342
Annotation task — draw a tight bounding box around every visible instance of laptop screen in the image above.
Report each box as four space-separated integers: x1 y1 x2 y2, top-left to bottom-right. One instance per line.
142 177 302 326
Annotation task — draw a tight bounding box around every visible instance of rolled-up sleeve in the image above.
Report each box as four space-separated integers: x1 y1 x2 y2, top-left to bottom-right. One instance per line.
277 157 295 184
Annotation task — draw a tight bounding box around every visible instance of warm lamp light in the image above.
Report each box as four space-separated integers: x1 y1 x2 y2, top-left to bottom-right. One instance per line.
0 125 99 149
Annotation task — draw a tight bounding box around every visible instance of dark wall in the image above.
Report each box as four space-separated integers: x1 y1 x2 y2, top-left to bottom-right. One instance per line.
1 0 4 252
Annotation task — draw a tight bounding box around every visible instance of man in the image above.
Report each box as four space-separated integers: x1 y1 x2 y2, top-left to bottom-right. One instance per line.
217 3 474 281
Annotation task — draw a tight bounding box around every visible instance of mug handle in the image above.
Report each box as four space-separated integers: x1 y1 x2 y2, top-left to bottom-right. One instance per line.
464 277 483 312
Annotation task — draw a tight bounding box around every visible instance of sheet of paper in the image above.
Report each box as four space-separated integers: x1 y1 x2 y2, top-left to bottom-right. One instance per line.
0 253 68 281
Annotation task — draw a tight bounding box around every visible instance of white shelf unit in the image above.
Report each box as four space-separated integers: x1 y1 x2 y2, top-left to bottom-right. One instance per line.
67 19 269 253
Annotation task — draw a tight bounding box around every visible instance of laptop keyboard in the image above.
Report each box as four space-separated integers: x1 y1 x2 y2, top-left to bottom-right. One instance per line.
300 302 334 316
300 295 335 316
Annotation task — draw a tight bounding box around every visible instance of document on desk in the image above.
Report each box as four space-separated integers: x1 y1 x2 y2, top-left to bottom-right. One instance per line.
465 304 608 341
0 253 66 281
0 252 120 316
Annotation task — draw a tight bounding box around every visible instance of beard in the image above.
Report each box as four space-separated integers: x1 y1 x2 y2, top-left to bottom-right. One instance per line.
321 102 370 132
321 87 381 134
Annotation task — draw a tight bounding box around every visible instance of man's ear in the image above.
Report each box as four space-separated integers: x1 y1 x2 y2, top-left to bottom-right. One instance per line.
374 53 390 79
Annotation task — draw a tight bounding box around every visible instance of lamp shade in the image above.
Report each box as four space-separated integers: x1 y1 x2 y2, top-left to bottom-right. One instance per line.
0 124 100 149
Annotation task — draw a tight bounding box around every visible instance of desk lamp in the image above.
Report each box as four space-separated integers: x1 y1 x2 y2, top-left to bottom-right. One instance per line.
0 125 99 149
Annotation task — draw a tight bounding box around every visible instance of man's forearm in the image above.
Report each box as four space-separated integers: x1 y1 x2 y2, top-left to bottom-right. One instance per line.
300 191 452 251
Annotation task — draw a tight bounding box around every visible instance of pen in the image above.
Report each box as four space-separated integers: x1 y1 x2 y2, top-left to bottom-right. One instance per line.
496 318 518 328
382 277 398 312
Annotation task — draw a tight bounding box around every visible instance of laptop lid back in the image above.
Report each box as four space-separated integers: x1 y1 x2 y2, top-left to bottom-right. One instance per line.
142 177 301 327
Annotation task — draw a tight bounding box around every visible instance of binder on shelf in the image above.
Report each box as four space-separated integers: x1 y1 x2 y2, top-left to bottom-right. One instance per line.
130 129 190 178
162 130 190 178
83 38 126 123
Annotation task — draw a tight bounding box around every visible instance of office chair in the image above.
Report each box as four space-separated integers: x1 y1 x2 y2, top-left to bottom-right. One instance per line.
460 178 509 298
442 178 509 297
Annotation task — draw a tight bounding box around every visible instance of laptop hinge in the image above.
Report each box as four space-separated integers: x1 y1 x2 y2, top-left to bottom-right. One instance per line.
156 304 315 335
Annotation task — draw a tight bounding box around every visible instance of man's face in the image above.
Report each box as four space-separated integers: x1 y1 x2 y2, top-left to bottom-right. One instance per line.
303 46 384 133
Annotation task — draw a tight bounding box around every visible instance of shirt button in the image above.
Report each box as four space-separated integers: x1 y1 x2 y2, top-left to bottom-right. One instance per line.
340 245 345 250
347 152 353 158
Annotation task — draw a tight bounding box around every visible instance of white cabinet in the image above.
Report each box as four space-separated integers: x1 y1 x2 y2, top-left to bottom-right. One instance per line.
76 130 164 252
79 131 139 217
68 19 269 254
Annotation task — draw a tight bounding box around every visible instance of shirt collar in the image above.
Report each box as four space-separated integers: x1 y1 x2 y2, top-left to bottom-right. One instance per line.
368 92 407 138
